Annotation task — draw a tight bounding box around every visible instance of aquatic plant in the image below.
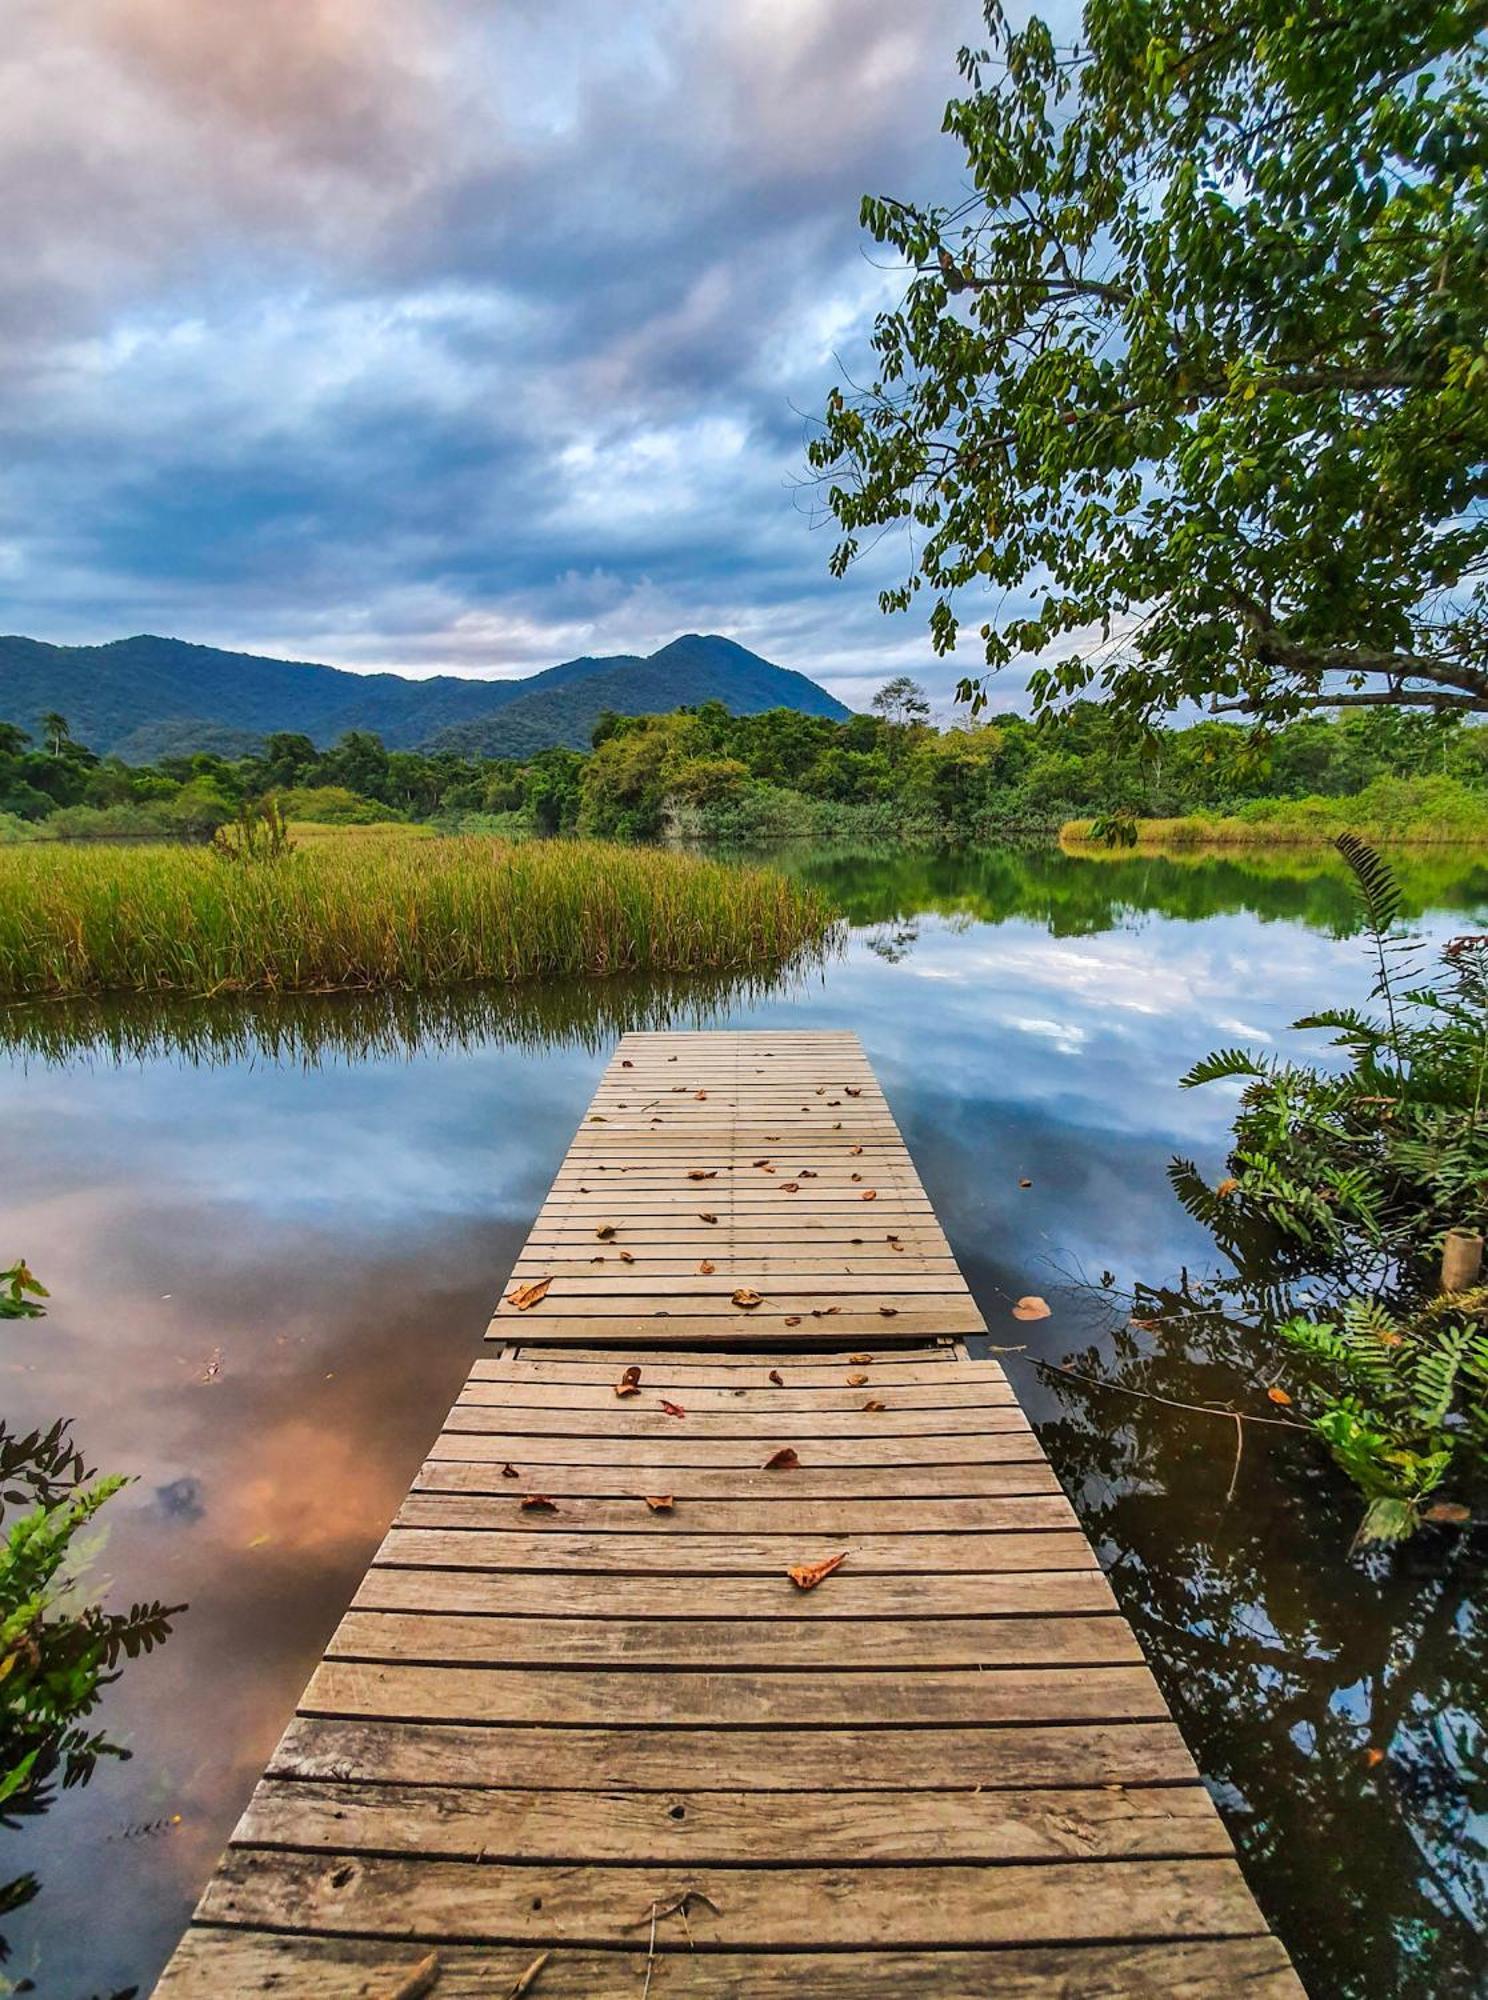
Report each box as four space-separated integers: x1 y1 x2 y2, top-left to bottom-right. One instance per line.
1177 837 1488 1538
0 1271 182 1957
0 838 835 998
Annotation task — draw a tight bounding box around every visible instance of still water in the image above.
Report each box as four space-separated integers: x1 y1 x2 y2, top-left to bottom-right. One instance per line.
3 843 1487 1998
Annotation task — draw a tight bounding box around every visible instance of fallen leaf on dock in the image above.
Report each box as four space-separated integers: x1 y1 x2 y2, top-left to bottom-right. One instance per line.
860 1189 877 1201
697 1260 716 1275
507 1277 552 1312
846 1372 869 1386
850 1145 863 1156
694 1091 708 1100
845 1086 862 1097
732 1288 764 1309
764 1447 800 1469
768 1369 784 1385
784 1315 802 1326
659 1399 687 1418
851 1173 862 1182
811 1306 841 1318
863 1399 887 1412
595 1224 616 1239
698 1211 718 1224
849 1354 872 1364
620 1059 633 1068
788 1551 847 1591
688 1169 716 1181
1012 1295 1051 1321
781 1182 800 1194
879 1306 899 1318
501 1463 519 1479
644 1495 675 1512
520 1495 558 1512
614 1367 642 1398
619 1250 636 1264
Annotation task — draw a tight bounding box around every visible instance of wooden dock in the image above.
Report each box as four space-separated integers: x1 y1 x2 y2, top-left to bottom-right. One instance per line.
156 1031 1303 1996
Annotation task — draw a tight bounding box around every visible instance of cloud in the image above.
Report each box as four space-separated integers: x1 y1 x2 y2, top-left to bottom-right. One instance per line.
0 0 1035 704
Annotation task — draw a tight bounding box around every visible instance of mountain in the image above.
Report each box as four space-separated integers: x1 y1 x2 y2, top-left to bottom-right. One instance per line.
0 632 849 762
422 637 851 757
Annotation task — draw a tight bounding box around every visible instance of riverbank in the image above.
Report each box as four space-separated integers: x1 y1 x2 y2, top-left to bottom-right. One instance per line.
0 837 834 997
1061 775 1488 850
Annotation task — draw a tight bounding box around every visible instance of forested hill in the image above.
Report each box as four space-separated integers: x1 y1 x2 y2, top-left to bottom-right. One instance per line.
0 632 848 760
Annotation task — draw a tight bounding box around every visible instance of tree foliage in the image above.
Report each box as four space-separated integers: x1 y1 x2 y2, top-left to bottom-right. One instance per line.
811 0 1488 726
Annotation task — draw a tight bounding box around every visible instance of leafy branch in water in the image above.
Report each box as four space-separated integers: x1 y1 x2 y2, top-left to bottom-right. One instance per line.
0 1266 183 1960
1179 836 1488 1540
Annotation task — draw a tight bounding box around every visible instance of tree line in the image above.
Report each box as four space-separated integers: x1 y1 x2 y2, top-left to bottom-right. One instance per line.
3 689 1486 845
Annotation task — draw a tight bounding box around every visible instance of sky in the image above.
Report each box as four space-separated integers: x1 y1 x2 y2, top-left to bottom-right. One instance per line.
0 0 1022 713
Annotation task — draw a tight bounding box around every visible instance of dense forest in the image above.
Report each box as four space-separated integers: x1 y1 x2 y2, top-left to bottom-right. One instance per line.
3 692 1487 846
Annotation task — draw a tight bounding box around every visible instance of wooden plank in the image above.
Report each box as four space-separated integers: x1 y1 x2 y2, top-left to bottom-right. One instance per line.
373 1529 1097 1573
197 1850 1267 1949
351 1569 1117 1620
302 1661 1164 1726
393 1494 1079 1534
327 1611 1140 1669
155 1031 1298 1997
413 1461 1062 1499
156 1932 1308 1998
270 1716 1205 1791
235 1776 1227 1862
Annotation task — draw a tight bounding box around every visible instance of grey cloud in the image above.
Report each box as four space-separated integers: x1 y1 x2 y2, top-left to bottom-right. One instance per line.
0 0 1039 709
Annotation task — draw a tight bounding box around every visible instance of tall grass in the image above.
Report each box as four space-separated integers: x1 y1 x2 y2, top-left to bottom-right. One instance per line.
0 838 835 998
1062 775 1488 850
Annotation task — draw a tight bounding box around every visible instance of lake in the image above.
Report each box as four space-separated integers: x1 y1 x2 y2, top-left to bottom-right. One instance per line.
3 842 1487 1998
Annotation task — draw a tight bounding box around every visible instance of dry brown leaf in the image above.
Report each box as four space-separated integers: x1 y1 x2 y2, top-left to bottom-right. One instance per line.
788 1550 848 1591
850 1144 863 1156
595 1223 616 1240
1011 1295 1051 1321
507 1277 552 1312
1217 1177 1240 1198
768 1369 785 1386
697 1259 716 1275
698 1211 718 1224
694 1090 708 1100
890 1240 905 1253
659 1399 687 1418
501 1463 520 1479
878 1306 899 1317
849 1353 872 1363
850 1172 862 1182
644 1495 675 1512
521 1495 558 1512
799 1169 818 1179
764 1447 800 1469
862 1399 887 1412
588 1114 607 1123
846 1372 869 1386
687 1169 717 1181
620 1059 633 1068
614 1366 642 1399
783 1315 802 1326
781 1182 801 1194
845 1086 862 1097
1424 1500 1472 1524
811 1305 841 1317
1266 1385 1293 1406
860 1189 877 1202
732 1287 764 1309
619 1250 636 1264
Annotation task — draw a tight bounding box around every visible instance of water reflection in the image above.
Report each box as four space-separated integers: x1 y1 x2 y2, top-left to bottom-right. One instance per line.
2 843 1487 1997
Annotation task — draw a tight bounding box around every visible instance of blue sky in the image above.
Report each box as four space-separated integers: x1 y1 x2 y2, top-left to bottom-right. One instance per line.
0 0 1027 711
